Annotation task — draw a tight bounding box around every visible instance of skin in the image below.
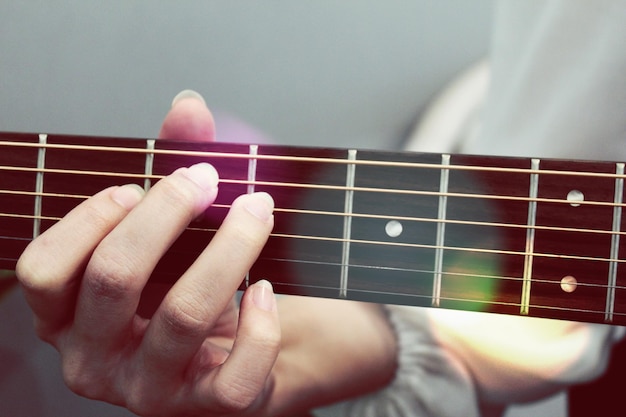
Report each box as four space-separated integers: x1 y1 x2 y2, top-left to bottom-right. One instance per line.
16 92 397 417
428 309 617 405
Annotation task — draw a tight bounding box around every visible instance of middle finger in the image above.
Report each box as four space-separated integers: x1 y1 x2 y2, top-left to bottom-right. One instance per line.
72 163 219 346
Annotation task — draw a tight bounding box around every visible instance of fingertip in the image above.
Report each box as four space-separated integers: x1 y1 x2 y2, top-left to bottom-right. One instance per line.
111 184 145 211
237 192 275 223
171 89 207 108
159 90 216 142
177 163 220 192
251 280 277 313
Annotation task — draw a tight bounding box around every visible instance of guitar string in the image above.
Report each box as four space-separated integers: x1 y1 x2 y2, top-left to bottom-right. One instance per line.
1 138 626 180
251 280 626 316
0 188 625 238
219 255 626 291
0 249 564 290
0 180 626 235
1 206 625 272
0 166 624 210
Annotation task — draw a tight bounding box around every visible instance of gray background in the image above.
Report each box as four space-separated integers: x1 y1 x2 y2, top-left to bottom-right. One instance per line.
0 1 565 416
0 0 492 149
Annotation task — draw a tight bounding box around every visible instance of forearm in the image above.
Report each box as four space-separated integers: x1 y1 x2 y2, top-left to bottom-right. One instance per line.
265 297 397 416
428 309 619 404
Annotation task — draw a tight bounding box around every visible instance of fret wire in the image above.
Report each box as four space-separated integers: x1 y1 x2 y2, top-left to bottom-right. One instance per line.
339 150 357 298
245 145 259 288
2 139 626 179
2 208 626 264
143 139 155 192
32 134 47 239
432 154 450 307
606 162 625 322
247 145 258 195
521 159 540 316
1 164 624 209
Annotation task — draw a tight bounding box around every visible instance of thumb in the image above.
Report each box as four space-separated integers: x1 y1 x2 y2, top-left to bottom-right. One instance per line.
158 90 216 142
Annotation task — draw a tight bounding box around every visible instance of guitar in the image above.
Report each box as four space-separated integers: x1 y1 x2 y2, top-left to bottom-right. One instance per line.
2 131 625 325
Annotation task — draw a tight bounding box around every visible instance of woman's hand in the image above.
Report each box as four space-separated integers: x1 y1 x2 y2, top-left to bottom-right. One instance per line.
16 91 281 416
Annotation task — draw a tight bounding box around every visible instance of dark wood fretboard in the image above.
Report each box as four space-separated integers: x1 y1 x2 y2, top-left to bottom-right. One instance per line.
1 131 625 325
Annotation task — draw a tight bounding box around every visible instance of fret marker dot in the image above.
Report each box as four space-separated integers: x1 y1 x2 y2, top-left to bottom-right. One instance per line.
567 190 584 207
560 275 577 293
385 220 403 238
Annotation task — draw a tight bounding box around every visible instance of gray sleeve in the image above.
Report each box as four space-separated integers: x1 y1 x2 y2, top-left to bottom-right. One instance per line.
313 305 481 417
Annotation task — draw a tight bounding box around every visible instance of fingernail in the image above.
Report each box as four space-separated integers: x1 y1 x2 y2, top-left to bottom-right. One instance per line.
171 89 207 108
111 184 145 210
179 163 219 191
244 192 274 222
253 279 276 312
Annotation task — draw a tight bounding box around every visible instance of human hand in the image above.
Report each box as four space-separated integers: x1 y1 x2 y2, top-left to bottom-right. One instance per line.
16 91 281 416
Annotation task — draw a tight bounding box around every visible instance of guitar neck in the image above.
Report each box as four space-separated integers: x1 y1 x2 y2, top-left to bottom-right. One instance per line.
1 131 625 325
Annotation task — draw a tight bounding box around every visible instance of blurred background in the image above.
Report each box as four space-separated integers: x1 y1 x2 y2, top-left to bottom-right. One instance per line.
0 1 567 416
0 0 492 148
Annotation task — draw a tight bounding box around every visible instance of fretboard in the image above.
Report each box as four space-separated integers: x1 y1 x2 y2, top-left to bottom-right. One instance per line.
1 131 625 325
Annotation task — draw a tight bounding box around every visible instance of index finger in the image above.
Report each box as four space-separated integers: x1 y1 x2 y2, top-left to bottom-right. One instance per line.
15 184 145 338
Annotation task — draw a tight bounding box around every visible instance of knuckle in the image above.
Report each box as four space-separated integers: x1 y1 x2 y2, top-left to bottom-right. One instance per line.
15 257 40 292
246 327 281 360
33 319 57 344
225 223 268 258
16 196 118 292
63 368 89 397
85 252 140 301
242 313 281 348
125 385 160 417
83 197 119 233
258 328 281 351
212 379 258 413
61 355 103 399
159 295 210 340
15 236 55 291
